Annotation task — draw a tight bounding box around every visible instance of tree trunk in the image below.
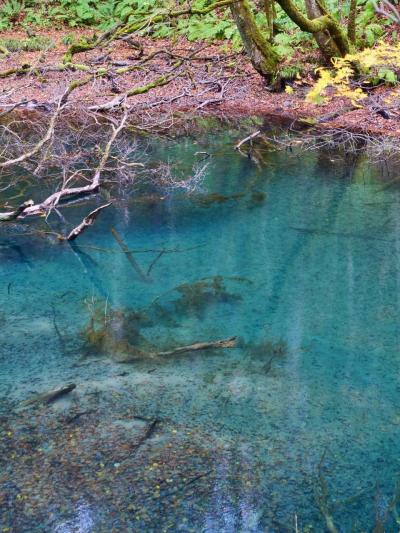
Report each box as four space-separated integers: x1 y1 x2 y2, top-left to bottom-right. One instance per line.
275 0 350 59
263 0 276 40
230 0 279 80
304 0 342 60
347 0 357 44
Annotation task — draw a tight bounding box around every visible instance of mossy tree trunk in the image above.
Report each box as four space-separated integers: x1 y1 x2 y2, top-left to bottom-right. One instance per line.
347 0 357 44
275 0 350 58
230 0 280 80
304 0 343 60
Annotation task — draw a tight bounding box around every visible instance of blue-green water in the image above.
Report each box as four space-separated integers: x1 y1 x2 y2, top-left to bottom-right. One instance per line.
1 130 400 532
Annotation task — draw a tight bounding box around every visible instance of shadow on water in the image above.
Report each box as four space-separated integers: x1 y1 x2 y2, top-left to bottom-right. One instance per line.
2 128 400 532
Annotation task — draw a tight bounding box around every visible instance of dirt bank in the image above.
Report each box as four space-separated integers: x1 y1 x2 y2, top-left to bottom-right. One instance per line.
0 28 399 136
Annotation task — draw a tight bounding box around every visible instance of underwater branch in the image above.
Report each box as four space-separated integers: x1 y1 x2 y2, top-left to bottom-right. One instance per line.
151 336 237 358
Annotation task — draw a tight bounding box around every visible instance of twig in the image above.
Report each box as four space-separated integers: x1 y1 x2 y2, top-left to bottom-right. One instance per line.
146 250 165 276
0 200 33 221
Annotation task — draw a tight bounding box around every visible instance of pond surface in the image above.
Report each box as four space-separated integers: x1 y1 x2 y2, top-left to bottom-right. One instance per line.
1 128 400 532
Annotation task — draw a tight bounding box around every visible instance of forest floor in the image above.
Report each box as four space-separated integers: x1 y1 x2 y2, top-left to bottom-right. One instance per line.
1 28 400 136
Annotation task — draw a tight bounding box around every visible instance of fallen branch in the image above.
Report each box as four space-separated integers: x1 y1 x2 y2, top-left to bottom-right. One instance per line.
22 383 76 407
152 336 237 357
0 107 129 220
235 130 261 150
130 418 159 454
0 87 70 169
146 250 165 276
62 202 112 241
88 64 184 112
111 227 150 282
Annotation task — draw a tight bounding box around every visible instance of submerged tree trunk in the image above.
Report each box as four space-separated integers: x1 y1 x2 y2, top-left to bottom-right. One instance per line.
230 0 279 80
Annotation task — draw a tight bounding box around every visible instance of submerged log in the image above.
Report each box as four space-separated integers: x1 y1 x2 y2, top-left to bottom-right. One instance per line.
22 383 76 406
153 336 237 357
117 336 237 363
111 227 150 282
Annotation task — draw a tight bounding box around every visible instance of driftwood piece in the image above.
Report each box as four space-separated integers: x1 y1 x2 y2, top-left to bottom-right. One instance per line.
153 336 237 357
63 202 112 241
111 227 150 282
22 383 76 406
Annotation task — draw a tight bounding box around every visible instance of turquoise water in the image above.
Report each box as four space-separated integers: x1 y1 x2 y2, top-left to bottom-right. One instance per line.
1 129 400 532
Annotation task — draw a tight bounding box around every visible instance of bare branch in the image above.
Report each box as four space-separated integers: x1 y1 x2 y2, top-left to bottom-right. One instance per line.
0 88 69 169
63 202 112 241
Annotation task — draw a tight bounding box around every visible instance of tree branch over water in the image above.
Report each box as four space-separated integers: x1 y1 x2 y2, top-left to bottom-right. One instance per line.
0 100 131 238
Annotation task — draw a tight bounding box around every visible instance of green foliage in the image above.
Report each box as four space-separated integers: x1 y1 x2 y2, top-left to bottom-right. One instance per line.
273 31 311 57
376 67 397 84
175 13 238 43
0 0 395 76
61 33 75 45
356 0 387 45
273 33 296 57
0 0 241 44
0 0 24 29
46 0 106 27
279 62 303 79
0 35 54 51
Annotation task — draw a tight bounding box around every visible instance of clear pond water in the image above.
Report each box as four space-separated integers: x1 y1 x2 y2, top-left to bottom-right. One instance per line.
1 127 400 532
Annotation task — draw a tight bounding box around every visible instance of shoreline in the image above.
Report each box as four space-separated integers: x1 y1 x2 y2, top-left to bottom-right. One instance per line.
0 29 398 138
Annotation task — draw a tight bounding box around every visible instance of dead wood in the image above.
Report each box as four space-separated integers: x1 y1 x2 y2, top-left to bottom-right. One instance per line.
0 87 70 169
0 107 129 221
130 418 159 454
111 226 150 282
152 336 237 357
146 250 165 276
22 383 76 407
62 202 112 241
235 130 261 150
115 336 237 363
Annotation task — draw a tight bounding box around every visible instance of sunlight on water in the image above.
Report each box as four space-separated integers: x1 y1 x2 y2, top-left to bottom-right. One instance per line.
1 128 400 532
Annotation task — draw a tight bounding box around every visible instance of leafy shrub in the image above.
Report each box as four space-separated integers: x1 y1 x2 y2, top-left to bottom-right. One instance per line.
307 42 400 104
